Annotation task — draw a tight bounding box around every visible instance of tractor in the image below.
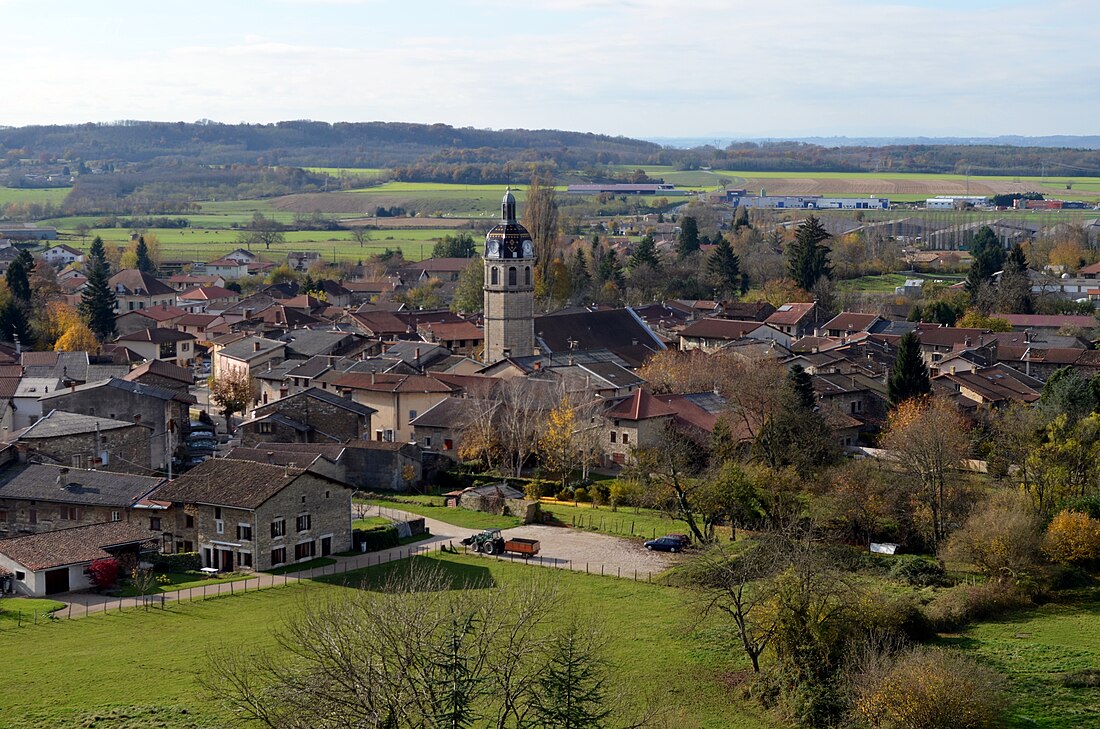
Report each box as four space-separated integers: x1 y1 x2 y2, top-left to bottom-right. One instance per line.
461 528 506 555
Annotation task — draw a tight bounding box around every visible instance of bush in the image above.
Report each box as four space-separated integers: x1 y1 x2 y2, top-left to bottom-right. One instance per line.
1062 668 1100 688
87 558 120 589
944 491 1043 581
355 525 400 553
1043 510 1100 565
151 552 202 573
851 647 1007 729
889 555 947 588
573 487 591 503
924 581 1032 632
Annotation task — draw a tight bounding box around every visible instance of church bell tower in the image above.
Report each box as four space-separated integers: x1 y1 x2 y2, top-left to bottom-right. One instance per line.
483 188 535 362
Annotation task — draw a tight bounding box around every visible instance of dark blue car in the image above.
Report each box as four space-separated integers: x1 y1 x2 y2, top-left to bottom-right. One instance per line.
644 536 687 553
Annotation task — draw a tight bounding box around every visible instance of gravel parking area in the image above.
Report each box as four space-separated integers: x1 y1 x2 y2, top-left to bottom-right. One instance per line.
496 524 677 578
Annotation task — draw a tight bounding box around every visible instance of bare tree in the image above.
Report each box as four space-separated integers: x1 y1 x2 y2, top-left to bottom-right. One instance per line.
209 369 257 433
205 564 640 729
351 226 372 249
523 177 559 284
496 378 552 477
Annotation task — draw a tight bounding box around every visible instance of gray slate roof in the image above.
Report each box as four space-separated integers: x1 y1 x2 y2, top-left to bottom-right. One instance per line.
218 336 286 362
19 410 139 439
0 464 164 507
41 377 197 405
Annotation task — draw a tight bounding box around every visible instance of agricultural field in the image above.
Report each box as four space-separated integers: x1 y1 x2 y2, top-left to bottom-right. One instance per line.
0 187 71 206
270 181 538 218
0 553 777 729
607 165 1100 202
302 166 389 179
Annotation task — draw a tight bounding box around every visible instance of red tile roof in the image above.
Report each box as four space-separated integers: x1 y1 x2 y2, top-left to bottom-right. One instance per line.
0 521 156 570
765 302 816 326
418 321 484 341
178 286 238 301
822 312 880 332
680 318 766 340
606 389 676 421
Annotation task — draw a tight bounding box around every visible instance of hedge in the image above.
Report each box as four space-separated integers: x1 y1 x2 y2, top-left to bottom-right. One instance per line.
355 525 400 553
151 552 203 573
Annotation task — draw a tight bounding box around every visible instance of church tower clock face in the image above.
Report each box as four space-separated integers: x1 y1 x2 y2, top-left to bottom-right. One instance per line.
523 240 533 258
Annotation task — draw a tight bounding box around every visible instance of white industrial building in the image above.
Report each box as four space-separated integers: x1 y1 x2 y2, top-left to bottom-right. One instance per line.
729 194 888 210
925 196 990 209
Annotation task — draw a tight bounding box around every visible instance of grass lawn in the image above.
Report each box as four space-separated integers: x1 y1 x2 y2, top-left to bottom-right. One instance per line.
538 499 708 541
362 495 521 531
949 592 1100 728
0 187 71 206
0 553 778 728
265 557 337 576
117 571 253 597
352 515 392 530
0 597 64 625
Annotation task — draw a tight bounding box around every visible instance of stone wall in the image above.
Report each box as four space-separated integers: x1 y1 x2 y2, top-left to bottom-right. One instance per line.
248 395 367 445
19 423 153 474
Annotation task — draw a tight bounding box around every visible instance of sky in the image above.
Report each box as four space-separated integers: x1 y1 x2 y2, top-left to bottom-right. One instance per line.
2 0 1097 139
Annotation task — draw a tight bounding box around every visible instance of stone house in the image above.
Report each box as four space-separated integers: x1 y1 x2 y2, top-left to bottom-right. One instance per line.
330 372 458 443
602 389 677 466
0 521 156 596
764 303 820 339
41 378 197 471
212 335 287 387
121 359 194 394
177 285 240 314
15 410 154 473
0 463 165 538
226 440 423 492
151 459 352 571
239 387 376 447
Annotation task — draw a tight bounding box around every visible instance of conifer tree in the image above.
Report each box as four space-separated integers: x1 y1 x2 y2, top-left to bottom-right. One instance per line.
677 216 700 258
0 298 32 346
629 234 662 271
596 249 624 289
787 364 816 411
530 623 611 729
80 249 118 342
786 216 833 291
5 250 32 303
89 235 107 269
134 235 154 273
964 226 1005 297
887 331 931 407
707 236 742 298
570 248 591 298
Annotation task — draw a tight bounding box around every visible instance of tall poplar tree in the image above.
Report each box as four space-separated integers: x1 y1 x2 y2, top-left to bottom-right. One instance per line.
887 331 931 407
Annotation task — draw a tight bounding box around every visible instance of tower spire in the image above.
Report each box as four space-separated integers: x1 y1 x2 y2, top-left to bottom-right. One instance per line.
501 187 517 222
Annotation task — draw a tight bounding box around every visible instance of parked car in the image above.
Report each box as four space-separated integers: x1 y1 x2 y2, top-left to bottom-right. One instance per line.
644 536 686 553
187 438 217 452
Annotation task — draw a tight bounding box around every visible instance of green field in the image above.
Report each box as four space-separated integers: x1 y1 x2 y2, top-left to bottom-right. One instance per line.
0 187 71 206
0 597 64 625
955 596 1100 728
0 553 777 729
303 167 389 179
538 499 701 540
364 495 522 530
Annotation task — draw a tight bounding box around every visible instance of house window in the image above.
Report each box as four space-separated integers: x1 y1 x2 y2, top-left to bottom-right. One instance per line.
239 551 253 568
65 507 80 520
491 267 499 285
159 342 177 359
215 519 224 534
29 509 37 525
185 514 194 528
236 524 253 541
271 519 286 538
444 438 453 450
14 570 25 581
258 422 273 434
508 267 517 286
409 410 417 421
295 541 316 560
0 510 7 521
296 514 312 532
183 540 193 552
150 517 162 531
214 507 222 519
110 511 120 522
270 547 286 565
325 491 330 499
425 436 433 449
610 432 617 444
622 433 630 445
525 266 531 286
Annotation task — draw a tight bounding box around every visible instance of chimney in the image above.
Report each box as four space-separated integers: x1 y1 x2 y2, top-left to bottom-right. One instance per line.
370 371 376 385
134 414 141 423
254 341 261 352
533 361 541 371
964 337 971 347
266 451 275 464
414 347 420 368
1024 329 1031 344
57 467 70 486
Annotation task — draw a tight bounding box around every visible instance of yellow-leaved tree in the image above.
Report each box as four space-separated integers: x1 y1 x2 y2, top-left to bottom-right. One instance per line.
1043 510 1100 564
52 303 98 352
540 393 578 490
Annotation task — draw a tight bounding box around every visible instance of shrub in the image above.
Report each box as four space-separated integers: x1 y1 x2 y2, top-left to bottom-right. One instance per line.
151 552 202 573
1062 669 1100 688
555 489 572 502
1043 510 1100 565
851 647 1007 729
924 581 1032 632
355 525 400 552
87 558 120 589
573 487 591 503
889 555 947 588
944 490 1043 581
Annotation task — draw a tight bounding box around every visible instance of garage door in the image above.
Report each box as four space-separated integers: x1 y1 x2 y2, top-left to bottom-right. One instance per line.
44 568 69 595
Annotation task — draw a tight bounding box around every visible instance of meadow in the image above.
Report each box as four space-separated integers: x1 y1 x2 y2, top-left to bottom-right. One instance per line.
0 187 71 206
0 553 777 729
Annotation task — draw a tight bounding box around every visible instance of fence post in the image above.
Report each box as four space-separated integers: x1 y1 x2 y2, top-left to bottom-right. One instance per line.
230 580 234 595
631 521 634 535
33 610 37 625
204 584 207 600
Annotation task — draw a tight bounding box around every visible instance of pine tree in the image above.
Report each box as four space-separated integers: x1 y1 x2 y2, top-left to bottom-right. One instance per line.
570 248 591 297
0 298 32 346
79 254 118 342
629 234 662 271
786 216 833 291
5 251 31 303
787 364 816 411
707 236 742 298
964 226 1005 296
887 331 931 407
677 216 700 258
530 623 611 729
89 235 107 269
733 205 751 232
134 235 154 273
596 249 624 289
